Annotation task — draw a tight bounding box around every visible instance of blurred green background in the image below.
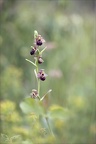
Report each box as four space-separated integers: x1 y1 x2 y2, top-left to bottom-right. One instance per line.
0 0 96 144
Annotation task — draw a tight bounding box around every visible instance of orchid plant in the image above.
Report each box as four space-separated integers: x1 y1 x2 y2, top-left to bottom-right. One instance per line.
26 30 52 101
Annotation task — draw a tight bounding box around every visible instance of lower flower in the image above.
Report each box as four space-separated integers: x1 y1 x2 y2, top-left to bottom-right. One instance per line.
37 69 48 81
30 89 38 98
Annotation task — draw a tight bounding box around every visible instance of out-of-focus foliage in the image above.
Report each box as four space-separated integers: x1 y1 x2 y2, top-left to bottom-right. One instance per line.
0 0 96 144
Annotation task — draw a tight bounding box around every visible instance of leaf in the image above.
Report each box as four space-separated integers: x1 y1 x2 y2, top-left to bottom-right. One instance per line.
1 134 9 142
25 59 37 67
10 135 21 141
40 89 52 101
20 98 44 115
39 115 49 129
40 47 47 55
48 105 70 119
22 140 33 144
39 115 54 136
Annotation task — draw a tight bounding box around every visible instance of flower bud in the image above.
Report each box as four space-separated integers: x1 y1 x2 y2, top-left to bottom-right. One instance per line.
30 48 35 55
30 46 37 55
30 89 38 99
37 69 47 81
38 57 44 64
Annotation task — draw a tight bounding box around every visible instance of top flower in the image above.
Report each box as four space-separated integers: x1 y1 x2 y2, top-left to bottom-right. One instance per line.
35 35 45 46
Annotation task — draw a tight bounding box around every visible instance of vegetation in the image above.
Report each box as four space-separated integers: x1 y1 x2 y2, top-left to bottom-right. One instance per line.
0 0 96 144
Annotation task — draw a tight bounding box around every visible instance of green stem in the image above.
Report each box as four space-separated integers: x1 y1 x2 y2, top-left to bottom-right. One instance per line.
38 79 40 96
35 59 38 73
35 57 41 98
45 117 54 137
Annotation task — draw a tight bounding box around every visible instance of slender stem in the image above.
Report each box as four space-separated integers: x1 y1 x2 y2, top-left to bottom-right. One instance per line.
36 65 38 74
38 79 40 96
35 57 41 98
45 117 54 137
35 58 38 73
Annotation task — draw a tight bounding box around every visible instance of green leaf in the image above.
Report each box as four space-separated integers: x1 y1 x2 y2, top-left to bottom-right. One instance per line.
39 115 49 129
10 135 21 141
1 134 9 142
40 89 52 101
40 47 47 55
48 105 69 119
20 98 44 115
25 59 37 67
22 140 33 144
39 115 54 136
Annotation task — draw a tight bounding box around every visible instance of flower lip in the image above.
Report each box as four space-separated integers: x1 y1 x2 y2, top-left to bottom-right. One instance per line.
36 40 42 46
35 35 45 46
40 76 46 81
